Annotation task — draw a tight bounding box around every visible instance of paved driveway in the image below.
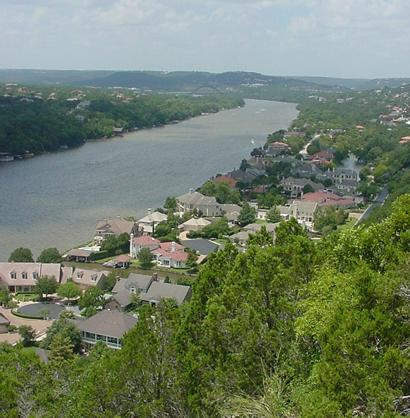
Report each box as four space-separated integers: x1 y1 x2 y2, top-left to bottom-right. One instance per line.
0 306 53 345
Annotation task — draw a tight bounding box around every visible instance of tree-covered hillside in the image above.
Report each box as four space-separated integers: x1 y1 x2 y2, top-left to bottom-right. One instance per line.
0 86 243 155
0 194 409 417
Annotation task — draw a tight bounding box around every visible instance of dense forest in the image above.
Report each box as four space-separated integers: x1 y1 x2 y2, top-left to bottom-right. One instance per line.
1 194 409 417
0 87 244 155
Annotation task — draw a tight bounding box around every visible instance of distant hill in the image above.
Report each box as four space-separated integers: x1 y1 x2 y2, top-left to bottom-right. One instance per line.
1 68 408 93
292 76 410 90
78 70 326 92
0 69 113 85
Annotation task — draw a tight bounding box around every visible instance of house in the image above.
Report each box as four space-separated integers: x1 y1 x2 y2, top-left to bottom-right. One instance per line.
113 255 132 269
309 150 334 166
95 218 139 242
107 273 191 310
0 314 10 334
399 136 410 144
181 239 219 256
140 281 192 306
137 210 167 235
257 209 268 220
65 248 94 263
230 230 252 247
129 235 160 258
68 269 109 290
265 141 291 157
230 223 278 247
0 263 69 293
290 201 318 224
301 190 356 208
178 217 211 233
229 169 263 185
280 177 321 197
220 203 241 223
151 242 188 268
331 168 358 183
176 190 222 216
75 310 138 349
292 162 320 179
213 175 237 188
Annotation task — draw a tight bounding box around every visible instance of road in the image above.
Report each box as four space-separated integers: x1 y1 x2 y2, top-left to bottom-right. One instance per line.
356 185 389 225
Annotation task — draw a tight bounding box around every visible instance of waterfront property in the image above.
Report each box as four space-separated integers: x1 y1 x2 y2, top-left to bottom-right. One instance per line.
75 310 138 349
129 235 189 268
95 217 139 242
137 210 168 235
176 190 222 217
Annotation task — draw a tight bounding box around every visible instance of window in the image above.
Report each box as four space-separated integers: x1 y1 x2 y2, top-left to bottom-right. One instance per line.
76 272 83 278
107 336 118 346
85 332 96 340
130 286 136 294
96 334 106 341
10 271 16 279
22 272 28 279
91 274 97 282
32 271 38 279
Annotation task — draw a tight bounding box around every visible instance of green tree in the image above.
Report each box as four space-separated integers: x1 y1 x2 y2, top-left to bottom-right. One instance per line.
42 317 82 353
18 325 36 347
267 206 281 223
35 276 59 300
138 247 154 270
314 206 348 234
9 247 34 262
0 287 11 307
303 183 315 194
78 287 104 317
49 334 75 364
37 247 62 263
101 271 118 292
238 203 256 226
57 281 81 303
164 196 177 211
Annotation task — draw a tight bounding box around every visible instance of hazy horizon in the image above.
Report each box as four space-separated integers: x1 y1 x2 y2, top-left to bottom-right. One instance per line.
0 67 408 81
1 0 410 79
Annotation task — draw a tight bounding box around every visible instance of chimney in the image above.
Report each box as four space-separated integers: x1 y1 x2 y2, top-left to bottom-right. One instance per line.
129 233 134 257
152 272 158 281
148 208 152 216
171 241 176 252
189 188 194 194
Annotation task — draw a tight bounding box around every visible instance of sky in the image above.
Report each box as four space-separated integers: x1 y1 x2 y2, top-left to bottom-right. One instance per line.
1 0 410 78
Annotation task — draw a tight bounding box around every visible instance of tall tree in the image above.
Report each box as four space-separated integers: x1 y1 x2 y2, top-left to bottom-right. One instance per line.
9 247 34 262
35 276 59 300
37 247 62 263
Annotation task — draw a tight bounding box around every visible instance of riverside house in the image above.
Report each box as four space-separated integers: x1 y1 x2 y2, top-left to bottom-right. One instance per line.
176 190 222 217
94 217 139 243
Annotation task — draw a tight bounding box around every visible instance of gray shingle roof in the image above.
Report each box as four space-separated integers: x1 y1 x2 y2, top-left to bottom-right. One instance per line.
75 310 138 339
139 282 192 305
181 239 219 256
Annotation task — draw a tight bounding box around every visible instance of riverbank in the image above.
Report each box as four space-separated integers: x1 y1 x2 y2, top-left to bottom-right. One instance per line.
0 103 245 165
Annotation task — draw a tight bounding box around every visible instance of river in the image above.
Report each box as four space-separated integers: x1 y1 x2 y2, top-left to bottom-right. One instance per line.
0 99 298 260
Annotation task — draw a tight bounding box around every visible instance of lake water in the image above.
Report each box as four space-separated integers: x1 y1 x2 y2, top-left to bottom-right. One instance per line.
0 99 298 260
